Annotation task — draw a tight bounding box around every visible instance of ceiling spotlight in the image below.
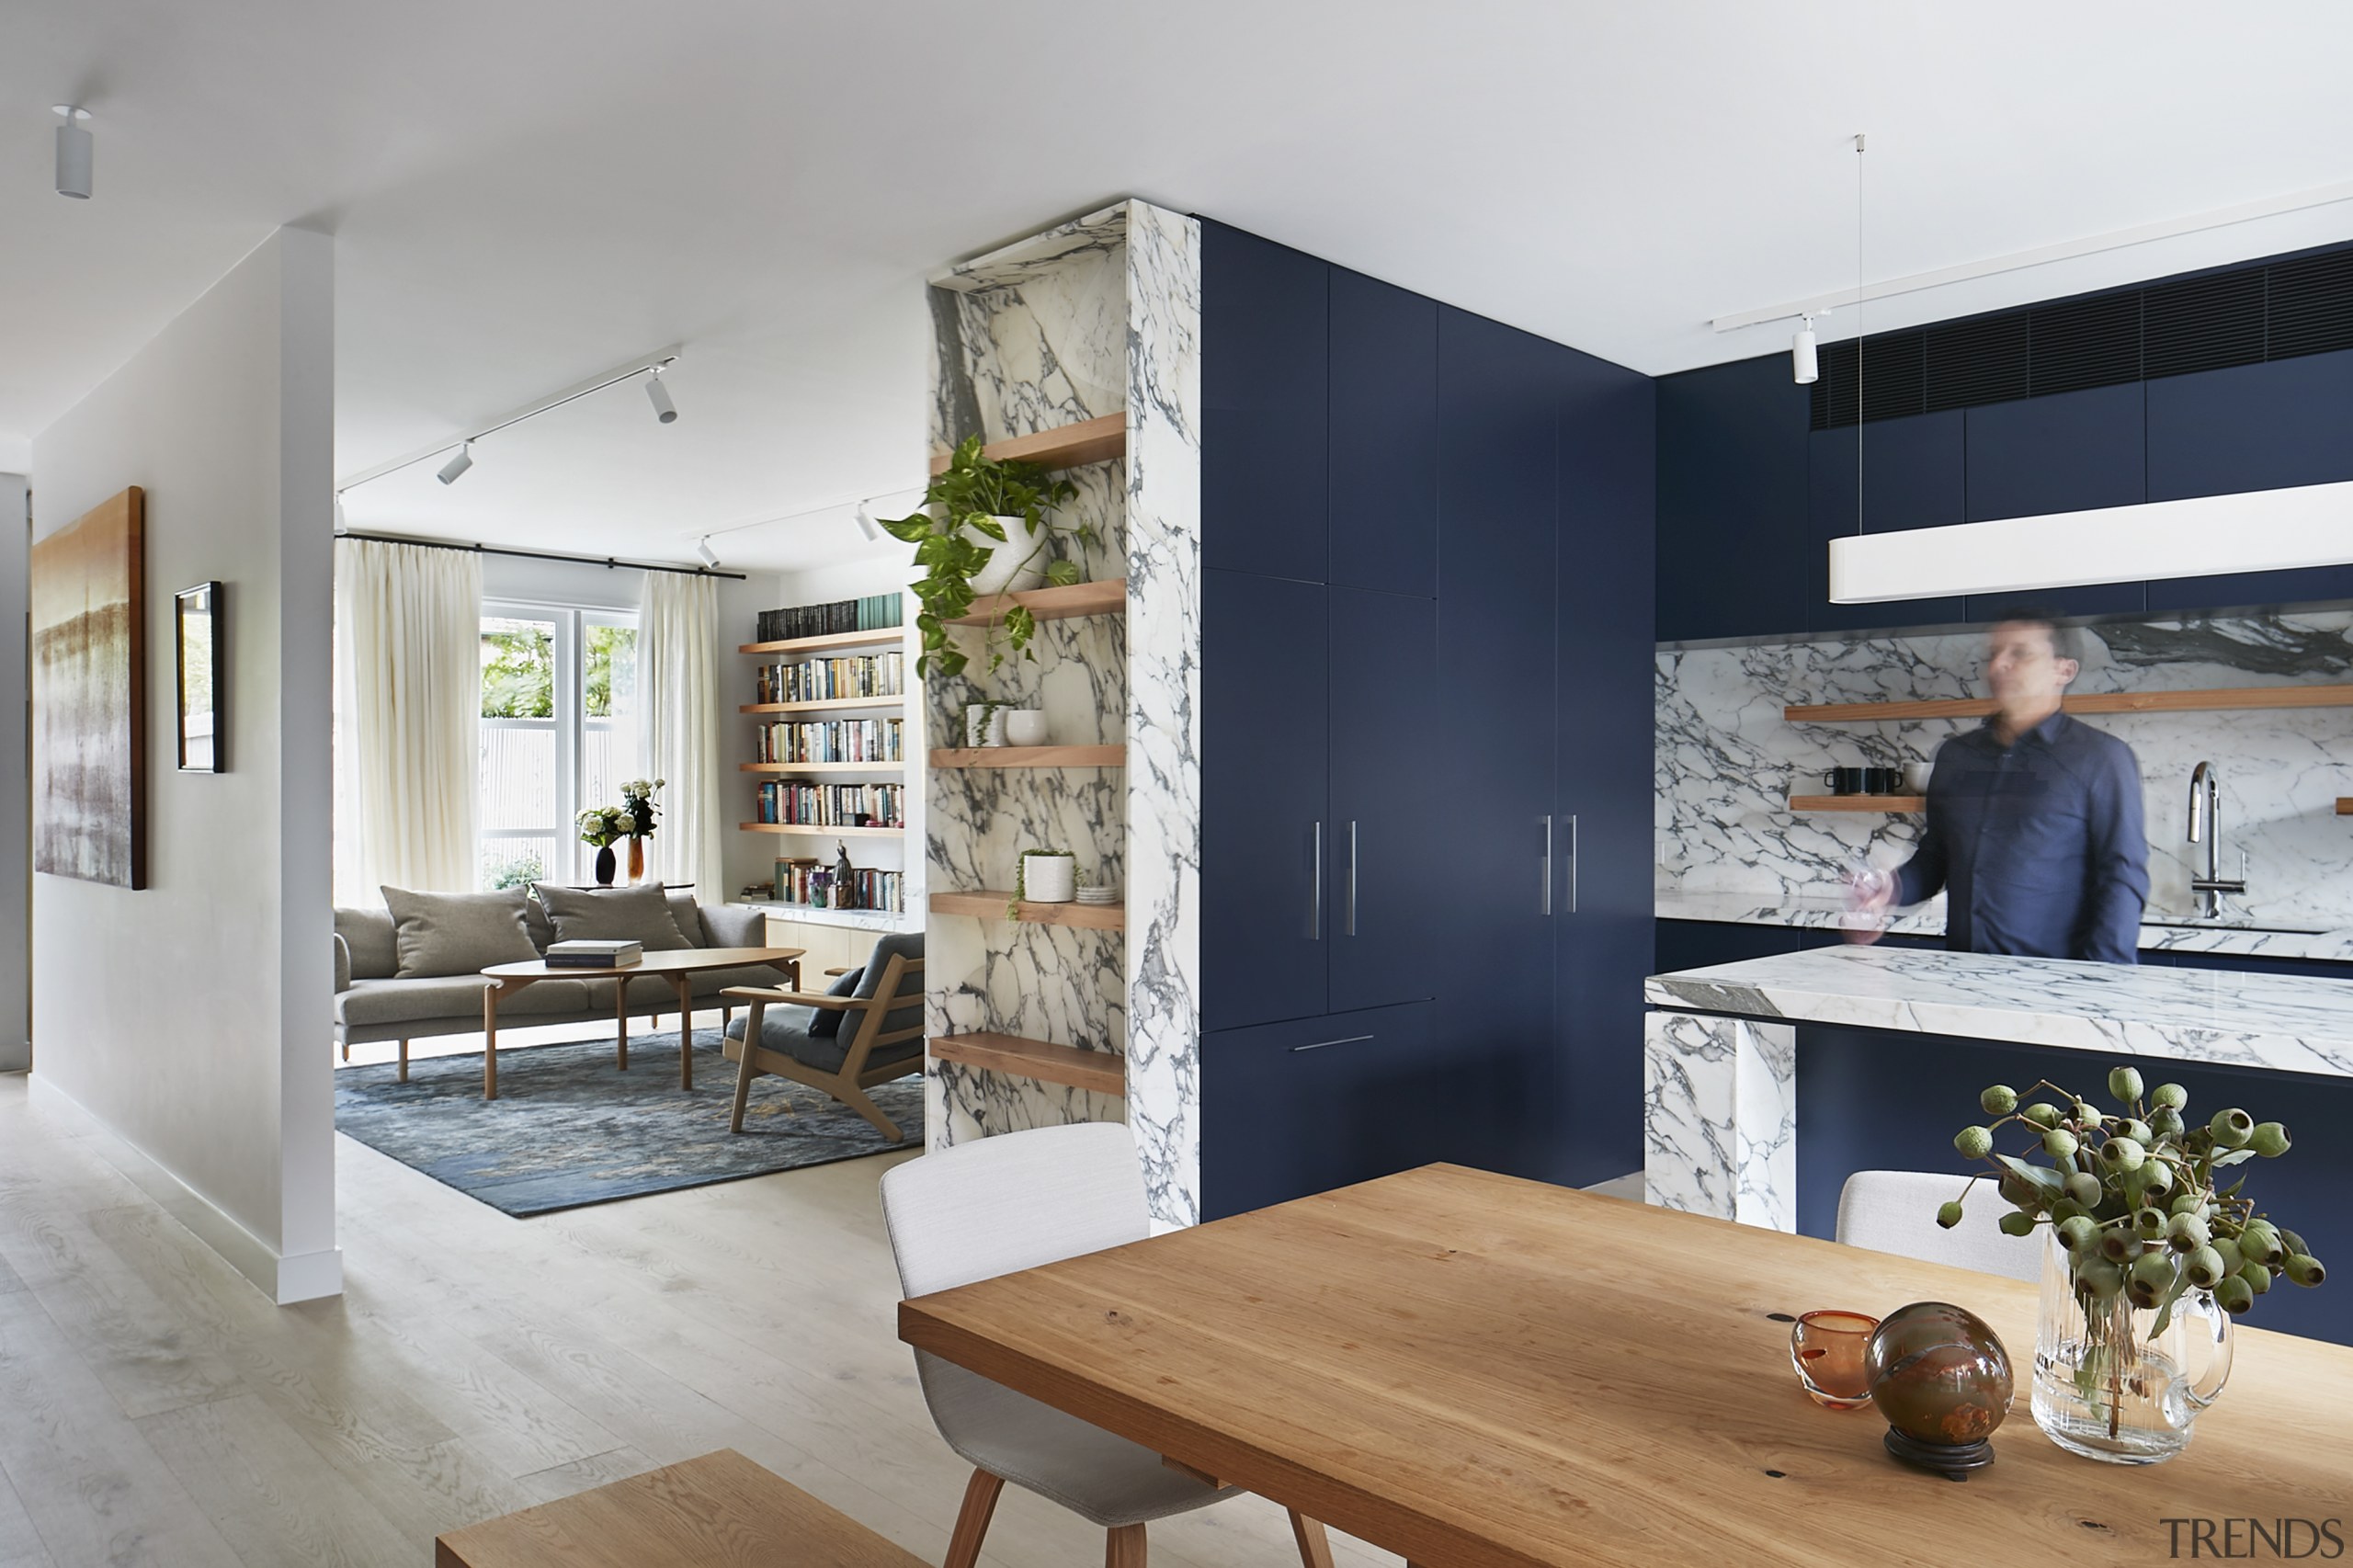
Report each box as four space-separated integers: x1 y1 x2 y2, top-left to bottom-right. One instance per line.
437 442 474 484
697 536 720 569
1791 312 1826 386
52 106 92 199
853 502 880 542
645 369 677 425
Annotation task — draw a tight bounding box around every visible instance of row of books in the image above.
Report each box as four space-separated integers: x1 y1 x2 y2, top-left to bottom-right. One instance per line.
753 782 905 828
754 652 904 706
770 861 905 913
753 718 904 766
755 593 904 644
545 938 641 969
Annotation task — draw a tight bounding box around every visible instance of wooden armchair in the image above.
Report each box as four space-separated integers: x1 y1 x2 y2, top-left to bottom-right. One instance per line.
720 933 925 1142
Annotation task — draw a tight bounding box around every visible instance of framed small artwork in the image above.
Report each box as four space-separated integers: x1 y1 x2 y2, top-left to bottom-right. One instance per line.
30 486 146 888
176 582 224 773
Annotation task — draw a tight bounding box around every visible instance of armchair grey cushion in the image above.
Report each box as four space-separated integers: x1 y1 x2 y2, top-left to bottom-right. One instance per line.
334 905 400 980
808 966 861 1040
722 931 923 1074
534 882 694 951
851 932 925 1044
380 887 541 978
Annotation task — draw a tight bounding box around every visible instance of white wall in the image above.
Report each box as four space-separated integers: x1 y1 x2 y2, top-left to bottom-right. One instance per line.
0 474 26 1072
29 229 338 1303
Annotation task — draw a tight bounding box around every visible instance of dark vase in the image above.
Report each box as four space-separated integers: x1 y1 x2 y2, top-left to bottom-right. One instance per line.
594 845 617 886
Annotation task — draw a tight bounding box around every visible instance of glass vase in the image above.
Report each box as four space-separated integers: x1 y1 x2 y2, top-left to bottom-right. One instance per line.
2031 1231 2232 1464
627 835 646 883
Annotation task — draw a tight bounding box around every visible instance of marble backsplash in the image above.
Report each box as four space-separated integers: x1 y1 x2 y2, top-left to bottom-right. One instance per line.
1657 610 2353 926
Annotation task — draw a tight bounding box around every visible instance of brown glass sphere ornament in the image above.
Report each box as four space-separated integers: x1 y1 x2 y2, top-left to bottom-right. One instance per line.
1864 1301 2013 1480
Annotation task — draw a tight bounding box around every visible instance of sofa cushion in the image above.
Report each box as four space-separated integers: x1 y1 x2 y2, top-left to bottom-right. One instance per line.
334 974 592 1029
380 887 540 978
335 906 400 980
524 891 557 952
665 890 708 947
334 933 352 994
534 882 694 951
807 966 862 1040
698 902 767 949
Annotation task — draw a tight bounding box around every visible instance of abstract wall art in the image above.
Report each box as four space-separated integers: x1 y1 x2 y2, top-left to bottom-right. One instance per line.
32 486 147 888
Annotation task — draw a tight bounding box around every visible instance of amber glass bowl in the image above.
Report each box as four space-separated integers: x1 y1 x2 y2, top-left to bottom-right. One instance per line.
1790 1310 1881 1408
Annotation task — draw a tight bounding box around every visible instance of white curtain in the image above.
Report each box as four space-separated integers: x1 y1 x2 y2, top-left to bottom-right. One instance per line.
639 571 722 898
334 540 482 900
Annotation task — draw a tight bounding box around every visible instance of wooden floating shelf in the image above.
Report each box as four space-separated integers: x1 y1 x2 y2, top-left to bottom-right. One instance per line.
930 744 1125 769
2339 798 2353 816
929 1032 1125 1097
928 892 1125 930
740 760 904 774
738 626 904 656
926 413 1124 477
1789 795 1926 813
949 576 1127 626
1787 683 2353 723
738 823 904 837
740 695 906 715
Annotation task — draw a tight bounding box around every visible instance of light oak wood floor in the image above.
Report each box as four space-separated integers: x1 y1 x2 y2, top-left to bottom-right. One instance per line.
0 1067 1407 1568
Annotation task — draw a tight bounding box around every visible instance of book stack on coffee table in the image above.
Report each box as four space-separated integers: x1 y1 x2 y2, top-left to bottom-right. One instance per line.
544 939 642 970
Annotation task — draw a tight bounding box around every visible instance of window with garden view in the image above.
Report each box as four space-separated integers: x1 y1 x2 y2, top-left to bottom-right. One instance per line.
479 604 638 889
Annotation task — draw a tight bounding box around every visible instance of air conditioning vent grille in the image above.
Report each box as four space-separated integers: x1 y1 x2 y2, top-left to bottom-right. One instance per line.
2268 249 2353 359
2143 271 2266 379
2028 294 2142 396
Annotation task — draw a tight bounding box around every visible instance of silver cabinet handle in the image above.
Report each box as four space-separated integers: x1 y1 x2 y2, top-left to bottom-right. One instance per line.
1309 822 1324 940
1568 812 1579 914
1291 1033 1374 1053
1541 814 1553 916
1346 820 1358 937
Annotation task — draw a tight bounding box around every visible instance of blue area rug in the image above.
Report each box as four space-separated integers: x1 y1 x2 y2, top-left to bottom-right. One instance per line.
333 1028 922 1216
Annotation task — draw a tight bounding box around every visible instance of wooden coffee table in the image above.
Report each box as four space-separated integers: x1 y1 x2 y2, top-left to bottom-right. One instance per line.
435 1448 923 1567
478 946 802 1099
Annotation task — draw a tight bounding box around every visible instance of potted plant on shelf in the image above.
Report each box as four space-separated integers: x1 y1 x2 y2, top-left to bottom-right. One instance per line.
576 806 629 886
1011 847 1078 912
879 435 1095 682
1943 1064 2323 1464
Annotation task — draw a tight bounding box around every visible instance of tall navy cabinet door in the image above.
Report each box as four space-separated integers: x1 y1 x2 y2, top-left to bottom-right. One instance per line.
1961 385 2146 620
1201 222 1328 584
1436 307 1557 1176
1552 349 1655 1187
1327 586 1437 1014
1328 268 1438 597
1654 357 1810 642
1202 568 1329 1032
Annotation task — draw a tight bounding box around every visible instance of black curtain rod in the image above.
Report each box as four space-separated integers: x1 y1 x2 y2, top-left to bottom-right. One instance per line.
334 530 747 581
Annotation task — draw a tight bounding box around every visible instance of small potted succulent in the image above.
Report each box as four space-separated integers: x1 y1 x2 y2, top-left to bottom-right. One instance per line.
1011 847 1077 913
1944 1064 2322 1464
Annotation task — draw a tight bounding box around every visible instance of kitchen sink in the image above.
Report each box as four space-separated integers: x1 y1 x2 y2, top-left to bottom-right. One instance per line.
2143 918 2334 936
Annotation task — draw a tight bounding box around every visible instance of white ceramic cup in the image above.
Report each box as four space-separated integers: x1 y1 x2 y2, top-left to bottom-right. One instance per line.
1904 762 1933 793
1006 710 1049 746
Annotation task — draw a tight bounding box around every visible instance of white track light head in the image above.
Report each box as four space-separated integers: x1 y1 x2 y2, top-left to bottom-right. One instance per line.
853 502 881 542
53 106 92 199
437 442 474 484
1791 310 1829 385
645 370 677 424
697 537 720 569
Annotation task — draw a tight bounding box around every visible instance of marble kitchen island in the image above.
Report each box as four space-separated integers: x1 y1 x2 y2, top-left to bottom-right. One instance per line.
1645 944 2353 1342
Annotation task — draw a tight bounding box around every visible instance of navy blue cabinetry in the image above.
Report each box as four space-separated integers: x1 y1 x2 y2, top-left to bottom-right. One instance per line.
1327 586 1437 1014
1962 386 2146 621
2146 349 2353 610
1200 221 1328 584
1329 268 1438 597
1807 413 1968 633
1201 569 1329 1033
1654 357 1809 642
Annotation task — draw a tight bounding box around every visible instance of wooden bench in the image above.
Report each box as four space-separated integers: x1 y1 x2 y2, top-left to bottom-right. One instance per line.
435 1449 925 1568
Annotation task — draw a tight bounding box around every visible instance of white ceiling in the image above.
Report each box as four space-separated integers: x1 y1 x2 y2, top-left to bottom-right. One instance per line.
9 1 2353 570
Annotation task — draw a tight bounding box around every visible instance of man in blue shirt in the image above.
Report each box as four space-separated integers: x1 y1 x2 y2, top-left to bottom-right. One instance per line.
1849 611 2150 964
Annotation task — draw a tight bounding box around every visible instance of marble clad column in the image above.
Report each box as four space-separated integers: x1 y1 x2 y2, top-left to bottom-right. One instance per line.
1643 1009 1798 1231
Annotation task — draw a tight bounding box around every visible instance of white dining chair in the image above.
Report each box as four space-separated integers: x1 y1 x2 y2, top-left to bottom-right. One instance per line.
880 1120 1335 1568
1836 1168 2041 1283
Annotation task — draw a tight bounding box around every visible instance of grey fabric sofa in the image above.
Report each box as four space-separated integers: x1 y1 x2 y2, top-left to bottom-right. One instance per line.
334 891 793 1080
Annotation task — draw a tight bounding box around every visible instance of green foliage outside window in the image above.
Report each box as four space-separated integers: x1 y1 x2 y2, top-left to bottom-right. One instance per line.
481 619 554 718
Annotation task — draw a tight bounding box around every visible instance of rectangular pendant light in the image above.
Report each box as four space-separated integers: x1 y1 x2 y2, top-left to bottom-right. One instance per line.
1828 479 2353 603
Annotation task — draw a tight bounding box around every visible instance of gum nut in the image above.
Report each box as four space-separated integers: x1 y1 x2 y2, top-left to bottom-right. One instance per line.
2134 1207 2169 1239
2058 1215 2099 1252
2048 1199 2086 1225
2153 1082 2189 1110
2023 1102 2063 1129
2280 1228 2311 1257
2249 1121 2291 1157
2109 1065 2145 1104
2131 1250 2177 1291
2150 1107 2186 1139
2078 1259 2126 1300
2168 1190 2204 1217
2127 1275 2163 1310
2074 1100 2101 1128
2100 1136 2146 1172
2210 1108 2255 1148
1981 1085 2018 1116
2119 1119 2153 1145
2099 1229 2141 1263
2042 1128 2080 1160
1954 1125 1995 1159
2215 1275 2256 1314
1998 1210 2038 1238
2136 1160 2172 1198
2239 1261 2273 1296
2184 1244 2226 1289
2168 1212 2212 1252
2066 1172 2105 1208
2240 1221 2284 1265
2212 1237 2243 1275
1937 1200 1965 1230
2285 1254 2327 1289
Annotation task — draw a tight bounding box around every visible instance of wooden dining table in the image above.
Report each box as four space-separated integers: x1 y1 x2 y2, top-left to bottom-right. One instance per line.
898 1164 2353 1568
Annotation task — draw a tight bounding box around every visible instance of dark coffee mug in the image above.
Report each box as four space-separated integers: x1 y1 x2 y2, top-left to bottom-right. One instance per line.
1823 767 1866 796
1861 767 1903 795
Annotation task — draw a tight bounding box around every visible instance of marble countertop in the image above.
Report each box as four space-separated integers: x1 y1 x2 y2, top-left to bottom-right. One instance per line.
1654 889 2353 964
1646 944 2353 1078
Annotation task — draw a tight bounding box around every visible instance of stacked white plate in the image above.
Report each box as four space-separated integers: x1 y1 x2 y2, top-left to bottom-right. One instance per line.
1074 885 1121 906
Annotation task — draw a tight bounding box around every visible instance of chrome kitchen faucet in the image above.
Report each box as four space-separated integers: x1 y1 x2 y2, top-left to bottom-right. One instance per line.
2187 760 2249 919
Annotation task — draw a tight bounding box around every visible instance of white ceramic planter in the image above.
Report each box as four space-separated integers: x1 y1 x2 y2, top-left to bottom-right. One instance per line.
1020 852 1075 903
968 517 1048 596
1005 709 1049 746
964 705 1007 746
